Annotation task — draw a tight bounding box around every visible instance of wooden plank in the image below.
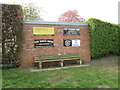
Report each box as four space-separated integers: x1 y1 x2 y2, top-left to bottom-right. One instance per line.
35 56 60 60
61 53 81 56
35 53 81 57
35 58 80 63
41 59 61 62
36 57 60 60
35 55 80 60
35 59 61 62
36 54 60 58
35 57 80 61
60 56 80 59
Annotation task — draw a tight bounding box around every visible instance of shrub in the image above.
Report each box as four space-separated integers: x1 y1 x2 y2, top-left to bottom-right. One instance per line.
2 4 23 66
86 18 120 58
0 64 18 69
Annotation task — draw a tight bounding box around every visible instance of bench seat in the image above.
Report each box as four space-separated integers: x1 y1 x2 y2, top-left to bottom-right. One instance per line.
34 53 82 69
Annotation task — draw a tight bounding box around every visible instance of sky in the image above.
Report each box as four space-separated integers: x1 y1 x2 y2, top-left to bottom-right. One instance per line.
0 0 119 24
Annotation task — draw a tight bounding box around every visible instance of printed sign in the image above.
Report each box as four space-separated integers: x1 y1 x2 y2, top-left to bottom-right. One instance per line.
64 39 72 47
64 39 80 47
33 27 54 35
64 28 80 36
34 39 54 47
72 39 80 46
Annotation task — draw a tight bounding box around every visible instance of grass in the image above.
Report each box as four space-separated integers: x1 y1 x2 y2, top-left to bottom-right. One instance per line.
2 55 119 88
91 55 118 70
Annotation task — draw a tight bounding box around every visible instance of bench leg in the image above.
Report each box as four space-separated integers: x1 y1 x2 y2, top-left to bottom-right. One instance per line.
80 59 82 65
61 60 63 67
39 62 42 69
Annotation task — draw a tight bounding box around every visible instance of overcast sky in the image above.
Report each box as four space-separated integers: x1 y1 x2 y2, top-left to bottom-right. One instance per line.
0 0 119 24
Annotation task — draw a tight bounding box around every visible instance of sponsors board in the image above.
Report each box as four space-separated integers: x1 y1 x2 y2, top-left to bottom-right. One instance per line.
33 27 54 36
64 39 80 47
34 39 54 47
64 28 80 36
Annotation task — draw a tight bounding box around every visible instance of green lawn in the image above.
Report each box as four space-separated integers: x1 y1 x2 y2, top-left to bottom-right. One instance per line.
2 67 118 88
2 55 119 88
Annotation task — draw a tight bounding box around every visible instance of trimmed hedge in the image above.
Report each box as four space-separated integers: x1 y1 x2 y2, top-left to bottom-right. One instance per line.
86 18 120 58
2 4 23 65
0 64 17 69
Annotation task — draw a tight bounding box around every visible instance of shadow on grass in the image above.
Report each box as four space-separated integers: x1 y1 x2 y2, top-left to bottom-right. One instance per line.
91 55 119 70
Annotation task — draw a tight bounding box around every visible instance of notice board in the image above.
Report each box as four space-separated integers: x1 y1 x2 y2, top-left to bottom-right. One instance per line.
33 27 54 36
64 39 80 47
34 39 54 47
64 28 80 36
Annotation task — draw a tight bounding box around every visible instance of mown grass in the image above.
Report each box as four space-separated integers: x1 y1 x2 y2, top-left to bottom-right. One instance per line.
2 67 118 88
2 55 119 88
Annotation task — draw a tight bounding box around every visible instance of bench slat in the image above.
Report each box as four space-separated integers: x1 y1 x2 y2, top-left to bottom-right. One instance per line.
61 56 80 59
35 56 80 60
35 53 81 57
35 57 80 62
35 57 60 60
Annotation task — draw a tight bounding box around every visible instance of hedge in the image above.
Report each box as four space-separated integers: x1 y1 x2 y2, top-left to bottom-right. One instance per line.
2 4 23 65
86 18 120 58
0 64 17 69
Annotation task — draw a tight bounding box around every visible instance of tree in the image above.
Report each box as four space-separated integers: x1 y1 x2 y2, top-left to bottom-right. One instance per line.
22 3 43 21
58 10 85 22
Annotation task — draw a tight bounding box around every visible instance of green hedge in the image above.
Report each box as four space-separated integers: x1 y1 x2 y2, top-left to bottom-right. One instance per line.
2 4 23 66
86 18 120 58
0 64 17 69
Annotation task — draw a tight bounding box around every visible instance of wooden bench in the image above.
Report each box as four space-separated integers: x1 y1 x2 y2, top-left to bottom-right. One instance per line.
34 53 82 69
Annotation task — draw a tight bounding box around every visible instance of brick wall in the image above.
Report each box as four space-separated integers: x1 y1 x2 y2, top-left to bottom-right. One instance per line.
20 21 91 67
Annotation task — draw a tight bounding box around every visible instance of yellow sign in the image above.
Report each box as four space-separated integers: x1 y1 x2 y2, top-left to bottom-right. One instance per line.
33 27 54 35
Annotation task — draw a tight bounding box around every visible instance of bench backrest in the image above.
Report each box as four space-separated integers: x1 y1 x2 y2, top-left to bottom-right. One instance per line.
35 53 81 60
